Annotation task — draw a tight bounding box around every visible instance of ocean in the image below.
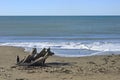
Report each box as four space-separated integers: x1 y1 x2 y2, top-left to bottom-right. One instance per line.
0 16 120 57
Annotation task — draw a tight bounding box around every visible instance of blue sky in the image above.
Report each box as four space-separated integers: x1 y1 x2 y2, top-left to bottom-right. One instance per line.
0 0 120 15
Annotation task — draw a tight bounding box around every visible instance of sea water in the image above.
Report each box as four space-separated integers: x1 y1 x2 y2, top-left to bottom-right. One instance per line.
0 16 120 57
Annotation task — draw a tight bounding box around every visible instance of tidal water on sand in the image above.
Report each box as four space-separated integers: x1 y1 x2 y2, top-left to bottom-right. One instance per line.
0 16 120 57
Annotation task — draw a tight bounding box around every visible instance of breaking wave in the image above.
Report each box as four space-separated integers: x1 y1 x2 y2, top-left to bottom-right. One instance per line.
0 41 120 51
0 41 120 57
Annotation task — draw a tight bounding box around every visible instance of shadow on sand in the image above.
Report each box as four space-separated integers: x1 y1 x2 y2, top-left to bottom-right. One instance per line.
46 62 71 67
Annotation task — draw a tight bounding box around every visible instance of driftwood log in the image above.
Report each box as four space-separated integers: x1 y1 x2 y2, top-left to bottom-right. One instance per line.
17 48 54 66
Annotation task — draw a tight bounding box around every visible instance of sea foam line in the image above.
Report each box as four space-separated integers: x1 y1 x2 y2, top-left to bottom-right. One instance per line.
0 41 120 52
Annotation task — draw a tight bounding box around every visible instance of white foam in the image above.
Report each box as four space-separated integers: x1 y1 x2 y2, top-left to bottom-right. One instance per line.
1 41 120 57
0 41 120 52
55 53 91 57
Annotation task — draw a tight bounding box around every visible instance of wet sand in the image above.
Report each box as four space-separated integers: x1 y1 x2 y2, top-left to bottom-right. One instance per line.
0 46 120 80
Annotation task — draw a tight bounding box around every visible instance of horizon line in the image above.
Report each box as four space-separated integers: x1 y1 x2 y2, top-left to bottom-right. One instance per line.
0 15 120 16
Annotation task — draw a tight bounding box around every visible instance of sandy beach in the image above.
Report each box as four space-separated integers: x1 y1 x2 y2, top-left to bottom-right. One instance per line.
0 46 120 80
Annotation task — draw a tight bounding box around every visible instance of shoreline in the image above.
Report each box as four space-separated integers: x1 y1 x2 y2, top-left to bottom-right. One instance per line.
0 46 120 80
1 45 120 58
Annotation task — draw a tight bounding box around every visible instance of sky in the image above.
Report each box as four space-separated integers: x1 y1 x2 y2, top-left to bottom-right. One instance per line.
0 0 120 16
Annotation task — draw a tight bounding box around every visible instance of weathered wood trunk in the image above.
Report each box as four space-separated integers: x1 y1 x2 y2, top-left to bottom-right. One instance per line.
17 48 54 66
22 48 37 63
33 48 46 60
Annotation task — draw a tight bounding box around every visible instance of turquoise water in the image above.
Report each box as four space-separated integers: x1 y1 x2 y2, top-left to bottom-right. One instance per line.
0 16 120 57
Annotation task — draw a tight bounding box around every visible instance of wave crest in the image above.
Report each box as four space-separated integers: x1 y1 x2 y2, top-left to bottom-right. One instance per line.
0 41 120 52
